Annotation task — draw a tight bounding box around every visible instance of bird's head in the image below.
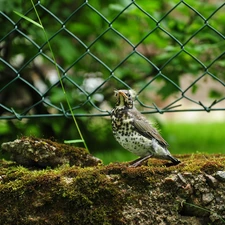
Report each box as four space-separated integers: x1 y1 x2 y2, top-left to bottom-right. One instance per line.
114 89 136 109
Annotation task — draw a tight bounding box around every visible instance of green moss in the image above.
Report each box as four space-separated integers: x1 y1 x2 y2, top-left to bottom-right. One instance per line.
1 137 225 224
0 162 126 224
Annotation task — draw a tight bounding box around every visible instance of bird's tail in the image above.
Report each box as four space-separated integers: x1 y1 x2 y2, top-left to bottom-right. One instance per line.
167 155 181 165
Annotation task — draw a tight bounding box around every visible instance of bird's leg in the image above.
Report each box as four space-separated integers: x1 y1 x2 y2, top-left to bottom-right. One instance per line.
129 155 153 167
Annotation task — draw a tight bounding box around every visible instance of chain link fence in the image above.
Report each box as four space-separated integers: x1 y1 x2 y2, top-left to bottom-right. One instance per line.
1 0 225 121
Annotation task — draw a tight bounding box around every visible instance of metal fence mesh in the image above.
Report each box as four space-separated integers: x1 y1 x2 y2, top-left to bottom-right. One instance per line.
1 1 225 120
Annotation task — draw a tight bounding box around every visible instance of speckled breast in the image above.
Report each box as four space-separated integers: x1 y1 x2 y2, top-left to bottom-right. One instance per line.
111 108 153 157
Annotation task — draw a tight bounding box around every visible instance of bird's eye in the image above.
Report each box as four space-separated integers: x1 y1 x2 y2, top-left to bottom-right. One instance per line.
126 92 130 97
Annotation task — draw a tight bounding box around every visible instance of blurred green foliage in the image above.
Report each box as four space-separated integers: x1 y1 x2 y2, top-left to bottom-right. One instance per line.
1 0 225 159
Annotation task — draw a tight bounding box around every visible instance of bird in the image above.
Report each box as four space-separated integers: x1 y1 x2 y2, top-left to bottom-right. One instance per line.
111 89 180 167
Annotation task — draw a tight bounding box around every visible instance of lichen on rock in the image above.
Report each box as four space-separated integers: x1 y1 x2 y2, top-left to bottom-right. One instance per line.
1 137 101 168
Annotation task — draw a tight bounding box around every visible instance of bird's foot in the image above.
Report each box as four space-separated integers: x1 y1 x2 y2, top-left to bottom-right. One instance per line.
129 155 152 167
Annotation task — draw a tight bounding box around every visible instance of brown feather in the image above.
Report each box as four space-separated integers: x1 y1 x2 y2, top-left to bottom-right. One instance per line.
130 108 168 148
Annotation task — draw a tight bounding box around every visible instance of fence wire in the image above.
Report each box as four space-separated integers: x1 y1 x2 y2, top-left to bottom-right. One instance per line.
1 0 225 120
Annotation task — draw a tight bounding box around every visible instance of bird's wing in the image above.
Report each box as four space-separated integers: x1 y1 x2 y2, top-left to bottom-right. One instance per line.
132 118 168 148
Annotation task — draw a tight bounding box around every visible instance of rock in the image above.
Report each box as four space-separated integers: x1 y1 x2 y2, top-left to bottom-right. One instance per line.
0 153 225 224
1 137 102 168
204 174 218 188
202 193 214 205
214 171 225 182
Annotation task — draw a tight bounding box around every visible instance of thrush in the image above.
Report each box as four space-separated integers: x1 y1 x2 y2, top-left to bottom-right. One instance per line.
111 89 180 167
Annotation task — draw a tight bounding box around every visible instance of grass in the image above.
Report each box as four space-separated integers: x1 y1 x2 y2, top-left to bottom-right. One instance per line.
163 122 225 154
96 122 225 164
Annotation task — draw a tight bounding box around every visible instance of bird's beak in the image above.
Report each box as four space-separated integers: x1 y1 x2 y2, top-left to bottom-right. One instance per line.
118 90 128 99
